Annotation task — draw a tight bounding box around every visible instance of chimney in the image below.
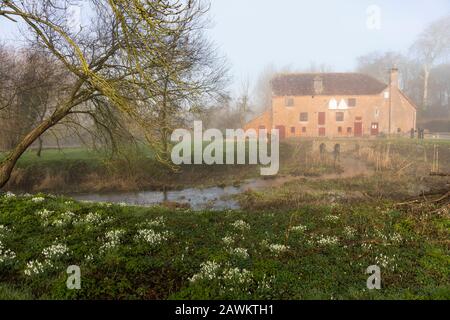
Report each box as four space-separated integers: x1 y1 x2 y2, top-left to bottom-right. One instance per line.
390 68 399 88
313 76 324 95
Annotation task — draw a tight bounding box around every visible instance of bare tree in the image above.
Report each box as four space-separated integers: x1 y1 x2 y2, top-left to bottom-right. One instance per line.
253 63 276 115
0 0 223 189
410 15 450 110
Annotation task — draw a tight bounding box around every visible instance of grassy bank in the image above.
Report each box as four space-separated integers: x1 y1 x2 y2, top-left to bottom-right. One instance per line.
2 141 339 194
0 193 448 300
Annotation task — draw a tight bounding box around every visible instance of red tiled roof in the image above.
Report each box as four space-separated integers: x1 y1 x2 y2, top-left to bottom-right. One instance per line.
271 73 388 96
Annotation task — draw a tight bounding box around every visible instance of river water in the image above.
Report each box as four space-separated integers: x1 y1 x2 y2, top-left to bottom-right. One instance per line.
71 176 297 211
71 156 373 211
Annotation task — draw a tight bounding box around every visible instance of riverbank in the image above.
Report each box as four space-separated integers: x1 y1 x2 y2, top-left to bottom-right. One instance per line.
2 141 339 194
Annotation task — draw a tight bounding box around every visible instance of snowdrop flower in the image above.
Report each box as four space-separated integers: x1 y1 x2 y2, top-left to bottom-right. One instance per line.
52 211 76 227
222 236 234 246
100 229 126 252
36 209 54 219
389 233 403 243
42 243 69 260
24 260 47 276
0 240 16 263
291 225 307 233
257 274 275 291
4 191 16 198
222 267 253 285
31 197 45 203
0 224 11 234
231 220 250 231
268 244 290 255
36 209 54 226
227 247 249 259
344 226 357 239
375 253 397 271
189 261 221 282
134 229 170 246
85 253 94 262
316 235 339 246
78 211 112 227
139 217 166 228
324 215 339 222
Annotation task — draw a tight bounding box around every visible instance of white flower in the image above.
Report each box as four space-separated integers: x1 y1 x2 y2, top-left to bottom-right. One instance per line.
138 217 166 228
52 211 76 227
24 242 68 276
291 225 307 233
118 202 127 207
222 236 234 246
189 261 221 282
389 233 403 243
42 243 69 259
0 240 16 264
77 211 112 227
31 197 45 203
134 229 170 246
375 253 397 271
257 274 275 291
267 243 289 255
0 224 11 235
231 220 250 231
36 209 54 219
227 247 249 259
344 226 357 239
36 209 54 226
316 235 339 246
324 215 339 222
24 260 47 276
100 229 126 252
222 267 253 285
4 191 16 198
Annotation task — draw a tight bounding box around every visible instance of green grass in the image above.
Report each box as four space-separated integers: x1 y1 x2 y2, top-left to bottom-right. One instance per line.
0 193 448 300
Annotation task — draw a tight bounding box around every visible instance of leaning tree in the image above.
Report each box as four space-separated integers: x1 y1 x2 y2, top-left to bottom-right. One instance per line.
0 0 224 189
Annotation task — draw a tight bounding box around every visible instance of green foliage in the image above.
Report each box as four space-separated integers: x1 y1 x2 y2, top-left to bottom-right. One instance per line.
0 194 448 300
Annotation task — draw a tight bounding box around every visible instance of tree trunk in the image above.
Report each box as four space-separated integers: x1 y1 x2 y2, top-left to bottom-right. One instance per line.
0 108 69 189
423 66 430 110
36 137 43 157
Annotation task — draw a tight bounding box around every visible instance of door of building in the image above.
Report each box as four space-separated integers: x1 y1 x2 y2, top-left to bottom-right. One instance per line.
354 122 363 137
370 123 379 136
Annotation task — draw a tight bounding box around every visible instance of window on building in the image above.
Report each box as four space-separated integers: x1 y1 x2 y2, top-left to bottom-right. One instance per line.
355 116 362 121
375 109 380 117
302 127 306 133
336 112 344 122
291 127 296 134
397 128 402 133
348 98 356 107
299 112 308 122
285 97 294 107
338 126 342 133
347 127 352 134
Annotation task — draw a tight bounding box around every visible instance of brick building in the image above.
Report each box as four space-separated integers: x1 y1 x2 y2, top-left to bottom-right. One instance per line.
244 69 417 138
